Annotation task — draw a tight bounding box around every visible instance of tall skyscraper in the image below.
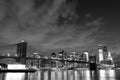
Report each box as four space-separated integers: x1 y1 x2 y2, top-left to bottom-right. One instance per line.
98 44 104 63
108 51 113 61
107 51 114 67
83 51 89 62
103 46 108 59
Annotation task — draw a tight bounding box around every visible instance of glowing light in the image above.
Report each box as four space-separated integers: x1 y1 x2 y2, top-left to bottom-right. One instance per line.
33 53 38 55
99 70 106 77
21 40 25 42
71 52 76 54
7 53 10 57
5 73 25 80
64 71 67 80
108 52 113 61
84 70 90 77
98 48 104 63
108 70 116 77
84 51 89 62
44 71 49 80
15 54 18 57
75 71 78 80
7 64 26 69
51 71 56 80
83 70 91 80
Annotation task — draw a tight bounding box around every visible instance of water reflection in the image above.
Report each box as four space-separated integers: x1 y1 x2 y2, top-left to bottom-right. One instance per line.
5 73 25 80
0 70 118 80
99 70 116 80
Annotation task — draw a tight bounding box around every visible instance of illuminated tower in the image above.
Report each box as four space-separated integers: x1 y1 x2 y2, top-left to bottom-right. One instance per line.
107 51 114 66
83 51 89 62
108 51 113 61
98 44 104 63
103 46 108 60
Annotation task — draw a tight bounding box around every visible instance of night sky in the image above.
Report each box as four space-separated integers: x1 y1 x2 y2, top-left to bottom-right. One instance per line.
0 0 120 56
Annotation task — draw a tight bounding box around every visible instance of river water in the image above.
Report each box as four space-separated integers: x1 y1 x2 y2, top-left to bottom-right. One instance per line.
0 70 120 80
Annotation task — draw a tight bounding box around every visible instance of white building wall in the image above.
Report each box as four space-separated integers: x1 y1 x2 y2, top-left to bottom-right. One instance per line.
84 51 89 62
98 49 104 63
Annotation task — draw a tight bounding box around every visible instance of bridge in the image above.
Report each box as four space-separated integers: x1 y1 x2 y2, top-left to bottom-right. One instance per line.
0 41 97 70
0 56 91 64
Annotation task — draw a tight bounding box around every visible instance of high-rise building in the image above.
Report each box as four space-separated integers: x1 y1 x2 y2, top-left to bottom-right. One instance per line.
107 51 114 65
83 51 89 62
51 52 57 59
103 46 108 59
58 50 66 59
81 53 87 62
108 51 113 61
51 53 57 67
98 44 104 63
58 51 63 59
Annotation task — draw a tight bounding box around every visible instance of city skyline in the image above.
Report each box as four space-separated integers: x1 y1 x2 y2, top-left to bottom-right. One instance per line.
0 0 120 56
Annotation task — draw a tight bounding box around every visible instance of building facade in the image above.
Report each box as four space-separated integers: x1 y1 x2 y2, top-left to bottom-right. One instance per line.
98 45 104 63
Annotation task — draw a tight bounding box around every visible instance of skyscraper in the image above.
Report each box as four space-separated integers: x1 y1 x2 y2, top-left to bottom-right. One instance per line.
98 44 104 63
108 51 113 61
51 52 56 59
83 51 89 62
107 51 114 65
103 46 108 59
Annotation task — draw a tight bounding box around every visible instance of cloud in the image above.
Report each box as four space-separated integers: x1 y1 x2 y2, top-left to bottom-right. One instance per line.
0 0 102 53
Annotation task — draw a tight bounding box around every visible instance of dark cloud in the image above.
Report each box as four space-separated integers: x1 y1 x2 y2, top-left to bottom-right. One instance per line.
0 0 103 54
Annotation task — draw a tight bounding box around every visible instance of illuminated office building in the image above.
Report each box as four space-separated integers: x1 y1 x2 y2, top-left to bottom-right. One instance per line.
107 51 114 66
108 51 113 61
81 53 87 62
103 46 108 60
83 51 89 62
98 44 104 63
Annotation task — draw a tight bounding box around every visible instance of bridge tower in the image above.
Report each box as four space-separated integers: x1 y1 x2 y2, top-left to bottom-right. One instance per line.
89 56 97 70
17 40 27 64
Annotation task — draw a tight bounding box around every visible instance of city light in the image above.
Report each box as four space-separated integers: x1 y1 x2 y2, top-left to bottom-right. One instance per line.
0 41 116 71
5 73 25 80
7 64 26 69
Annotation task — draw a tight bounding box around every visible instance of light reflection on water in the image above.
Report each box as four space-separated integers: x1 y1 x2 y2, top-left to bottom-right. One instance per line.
5 73 25 80
99 70 116 80
0 70 119 80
